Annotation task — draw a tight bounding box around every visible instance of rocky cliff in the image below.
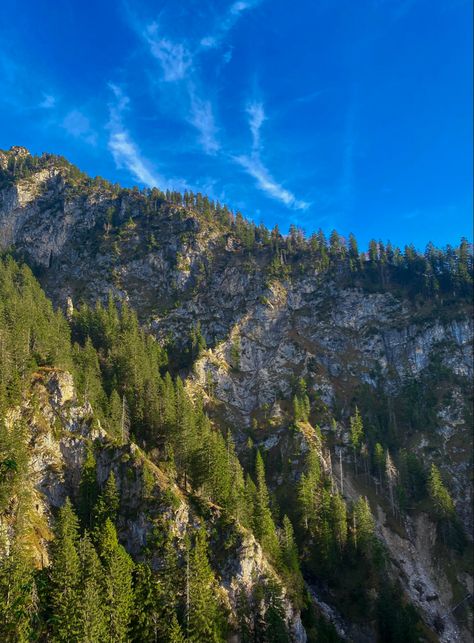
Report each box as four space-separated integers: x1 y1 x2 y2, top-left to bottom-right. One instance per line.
1 146 472 641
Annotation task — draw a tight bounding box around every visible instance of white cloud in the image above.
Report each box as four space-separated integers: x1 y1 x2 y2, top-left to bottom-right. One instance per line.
236 99 309 210
109 131 161 187
107 84 188 191
188 88 220 155
200 0 261 50
62 109 97 145
140 22 221 155
236 154 309 210
145 23 193 82
246 101 266 151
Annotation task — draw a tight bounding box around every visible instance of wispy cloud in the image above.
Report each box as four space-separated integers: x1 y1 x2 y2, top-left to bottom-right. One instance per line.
200 1 261 50
109 131 161 187
188 87 220 154
140 21 221 155
246 101 266 151
236 99 309 210
145 22 193 82
235 154 309 210
62 109 97 145
107 84 187 190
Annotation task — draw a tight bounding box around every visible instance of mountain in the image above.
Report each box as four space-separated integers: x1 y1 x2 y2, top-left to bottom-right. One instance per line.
0 145 472 642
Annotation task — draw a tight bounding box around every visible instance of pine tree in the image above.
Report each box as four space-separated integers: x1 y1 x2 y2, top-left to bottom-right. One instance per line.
230 336 241 370
281 515 300 576
263 581 289 642
353 497 376 557
428 464 454 519
350 407 364 474
78 446 99 529
131 562 163 642
49 498 82 642
187 528 225 642
98 518 134 642
385 451 398 515
0 542 38 643
93 470 120 530
77 532 107 642
108 389 123 441
374 443 385 489
243 473 257 530
330 493 348 552
254 451 280 560
168 613 187 643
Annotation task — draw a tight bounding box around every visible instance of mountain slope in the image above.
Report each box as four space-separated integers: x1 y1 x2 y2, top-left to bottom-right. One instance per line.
1 146 473 642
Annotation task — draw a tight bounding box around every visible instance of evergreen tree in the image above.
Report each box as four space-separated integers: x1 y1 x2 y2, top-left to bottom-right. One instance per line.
49 499 81 642
428 464 454 519
77 532 108 642
0 542 38 642
350 407 364 473
131 562 163 642
374 443 385 487
263 581 289 643
281 515 299 575
187 528 225 642
78 446 99 529
93 470 120 530
330 493 348 552
168 613 187 643
97 518 134 642
254 451 280 560
385 451 398 515
352 497 376 556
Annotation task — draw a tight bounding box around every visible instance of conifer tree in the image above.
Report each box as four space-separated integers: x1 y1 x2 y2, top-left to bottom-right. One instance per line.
350 407 364 473
374 442 385 488
97 518 134 642
263 581 289 643
243 473 257 530
49 499 81 642
108 389 123 441
78 446 99 529
93 470 120 530
428 464 454 519
77 532 107 642
168 613 187 643
385 451 398 515
131 562 163 642
0 542 38 643
159 533 181 631
330 492 348 552
187 528 225 642
353 497 376 557
254 451 280 560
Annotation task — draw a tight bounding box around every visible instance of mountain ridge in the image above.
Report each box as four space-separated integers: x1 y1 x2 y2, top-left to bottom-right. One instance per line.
0 144 472 642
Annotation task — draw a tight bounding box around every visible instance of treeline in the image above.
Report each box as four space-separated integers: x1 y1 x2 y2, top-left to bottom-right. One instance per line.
2 149 472 302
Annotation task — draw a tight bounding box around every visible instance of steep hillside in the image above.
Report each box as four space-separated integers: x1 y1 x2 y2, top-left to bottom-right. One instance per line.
1 146 472 642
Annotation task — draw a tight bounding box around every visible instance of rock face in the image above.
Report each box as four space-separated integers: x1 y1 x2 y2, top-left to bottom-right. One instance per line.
1 146 472 641
1 368 306 641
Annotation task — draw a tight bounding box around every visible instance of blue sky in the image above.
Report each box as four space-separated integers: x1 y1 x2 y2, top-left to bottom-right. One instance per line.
0 0 472 249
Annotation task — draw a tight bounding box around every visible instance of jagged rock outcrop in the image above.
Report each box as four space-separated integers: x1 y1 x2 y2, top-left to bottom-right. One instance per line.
1 368 306 641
